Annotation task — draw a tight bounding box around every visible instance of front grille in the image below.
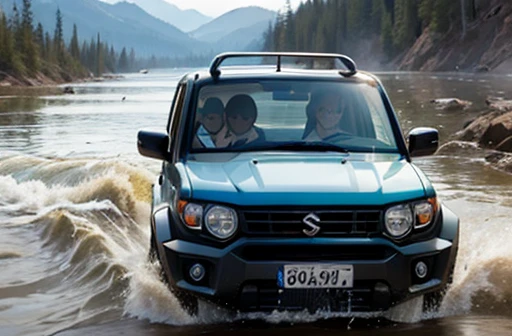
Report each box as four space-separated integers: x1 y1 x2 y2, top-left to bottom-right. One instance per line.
235 244 395 262
241 208 381 237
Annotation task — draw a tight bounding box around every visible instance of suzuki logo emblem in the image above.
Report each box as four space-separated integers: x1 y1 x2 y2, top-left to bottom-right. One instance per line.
302 213 321 237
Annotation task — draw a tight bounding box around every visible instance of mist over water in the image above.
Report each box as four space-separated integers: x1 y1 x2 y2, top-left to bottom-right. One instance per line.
1 70 512 335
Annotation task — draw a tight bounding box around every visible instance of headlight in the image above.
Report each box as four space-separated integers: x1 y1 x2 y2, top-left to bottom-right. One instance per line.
204 205 238 240
385 197 438 239
384 204 413 238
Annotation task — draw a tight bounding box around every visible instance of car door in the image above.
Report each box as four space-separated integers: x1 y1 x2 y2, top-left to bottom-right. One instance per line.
158 82 187 206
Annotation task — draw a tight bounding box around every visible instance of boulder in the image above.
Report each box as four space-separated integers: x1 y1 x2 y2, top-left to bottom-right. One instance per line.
496 136 512 152
431 98 472 111
455 110 504 142
478 111 512 150
63 86 75 94
485 151 512 173
485 97 512 111
436 140 483 157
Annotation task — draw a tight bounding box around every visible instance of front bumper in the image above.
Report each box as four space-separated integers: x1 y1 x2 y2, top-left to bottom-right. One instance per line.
159 235 458 312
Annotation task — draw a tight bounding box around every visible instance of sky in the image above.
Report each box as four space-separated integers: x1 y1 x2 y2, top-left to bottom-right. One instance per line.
166 0 304 18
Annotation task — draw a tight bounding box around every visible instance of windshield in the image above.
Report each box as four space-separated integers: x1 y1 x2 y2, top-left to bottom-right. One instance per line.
190 80 398 154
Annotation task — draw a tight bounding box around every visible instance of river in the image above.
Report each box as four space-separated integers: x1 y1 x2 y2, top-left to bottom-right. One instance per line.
1 69 512 336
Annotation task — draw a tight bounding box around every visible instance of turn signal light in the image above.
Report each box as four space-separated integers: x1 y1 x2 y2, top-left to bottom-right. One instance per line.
177 201 203 229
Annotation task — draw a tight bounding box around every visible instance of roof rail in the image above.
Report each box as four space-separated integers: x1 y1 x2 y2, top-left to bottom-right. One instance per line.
208 52 357 79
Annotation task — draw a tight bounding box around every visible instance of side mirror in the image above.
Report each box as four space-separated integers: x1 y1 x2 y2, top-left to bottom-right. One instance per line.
137 130 170 161
407 127 439 157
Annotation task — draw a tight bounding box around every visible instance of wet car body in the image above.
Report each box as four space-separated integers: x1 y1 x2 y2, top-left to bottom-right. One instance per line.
137 52 459 315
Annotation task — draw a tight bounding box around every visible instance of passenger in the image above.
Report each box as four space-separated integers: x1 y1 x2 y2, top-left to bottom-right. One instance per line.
220 94 265 147
194 97 230 148
303 89 347 141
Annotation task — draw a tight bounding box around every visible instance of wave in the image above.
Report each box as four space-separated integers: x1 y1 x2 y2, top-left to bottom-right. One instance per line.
0 154 154 218
0 154 158 335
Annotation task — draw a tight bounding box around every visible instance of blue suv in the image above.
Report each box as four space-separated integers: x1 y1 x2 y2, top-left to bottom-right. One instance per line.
137 52 459 316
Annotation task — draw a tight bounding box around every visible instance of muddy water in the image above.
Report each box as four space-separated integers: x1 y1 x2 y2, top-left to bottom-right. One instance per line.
1 70 512 336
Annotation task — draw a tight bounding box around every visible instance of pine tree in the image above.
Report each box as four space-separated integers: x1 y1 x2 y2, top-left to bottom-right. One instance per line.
69 24 80 60
347 0 372 39
87 38 96 72
284 0 295 51
108 45 116 72
273 11 285 52
393 0 418 51
335 0 348 52
34 23 44 51
44 32 53 62
129 48 136 71
0 13 15 70
0 13 5 63
54 8 64 64
323 0 337 53
80 40 88 67
418 0 434 27
262 21 274 52
381 7 394 58
431 0 453 33
118 47 128 72
371 0 383 35
95 33 104 76
11 4 22 53
21 0 39 74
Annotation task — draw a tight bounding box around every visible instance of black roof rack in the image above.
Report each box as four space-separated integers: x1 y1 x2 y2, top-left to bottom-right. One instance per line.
208 52 357 79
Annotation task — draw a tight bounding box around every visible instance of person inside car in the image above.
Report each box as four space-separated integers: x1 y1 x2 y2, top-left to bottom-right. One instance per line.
194 97 231 148
221 94 265 147
302 89 348 141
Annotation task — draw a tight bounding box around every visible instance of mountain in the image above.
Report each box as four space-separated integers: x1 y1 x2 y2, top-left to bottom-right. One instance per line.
100 0 212 32
215 20 271 52
0 0 207 57
190 6 276 50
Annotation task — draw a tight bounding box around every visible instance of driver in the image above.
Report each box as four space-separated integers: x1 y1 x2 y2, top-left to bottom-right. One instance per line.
220 94 265 147
303 90 346 141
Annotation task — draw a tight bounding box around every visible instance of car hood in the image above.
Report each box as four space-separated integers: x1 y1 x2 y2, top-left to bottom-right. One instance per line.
181 153 427 206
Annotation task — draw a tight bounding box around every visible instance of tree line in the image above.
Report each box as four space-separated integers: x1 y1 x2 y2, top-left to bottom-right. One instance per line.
264 0 478 62
0 0 141 82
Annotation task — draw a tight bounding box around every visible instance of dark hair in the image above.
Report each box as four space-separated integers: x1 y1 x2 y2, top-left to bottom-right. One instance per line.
225 94 257 119
199 97 224 115
302 89 342 139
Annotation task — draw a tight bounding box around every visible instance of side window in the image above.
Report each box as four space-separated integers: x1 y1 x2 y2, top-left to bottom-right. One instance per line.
359 87 395 146
167 84 187 155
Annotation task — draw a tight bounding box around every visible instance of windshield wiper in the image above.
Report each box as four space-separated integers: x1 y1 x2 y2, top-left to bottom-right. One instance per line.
191 141 351 154
263 141 350 154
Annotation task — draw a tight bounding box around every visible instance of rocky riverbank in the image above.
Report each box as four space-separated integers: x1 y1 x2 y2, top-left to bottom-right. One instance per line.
398 0 512 72
0 70 123 96
437 97 512 173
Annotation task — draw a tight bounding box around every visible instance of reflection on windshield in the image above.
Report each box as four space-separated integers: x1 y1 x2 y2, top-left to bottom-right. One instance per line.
191 80 398 153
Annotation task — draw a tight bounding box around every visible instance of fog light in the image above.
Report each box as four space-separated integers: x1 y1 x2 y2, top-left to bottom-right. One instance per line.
189 263 205 282
415 261 428 279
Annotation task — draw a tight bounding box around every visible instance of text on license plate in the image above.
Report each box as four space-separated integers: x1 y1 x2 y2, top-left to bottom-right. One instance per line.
279 264 353 289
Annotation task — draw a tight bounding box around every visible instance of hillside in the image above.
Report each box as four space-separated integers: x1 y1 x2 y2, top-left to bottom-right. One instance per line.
0 0 206 57
190 6 276 45
215 20 272 52
100 0 212 32
398 0 512 72
263 0 512 73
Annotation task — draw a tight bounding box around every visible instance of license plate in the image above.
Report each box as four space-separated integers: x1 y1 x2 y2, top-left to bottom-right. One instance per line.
278 264 353 289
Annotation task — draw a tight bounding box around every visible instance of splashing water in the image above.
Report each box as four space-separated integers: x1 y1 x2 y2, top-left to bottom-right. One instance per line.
1 151 512 336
